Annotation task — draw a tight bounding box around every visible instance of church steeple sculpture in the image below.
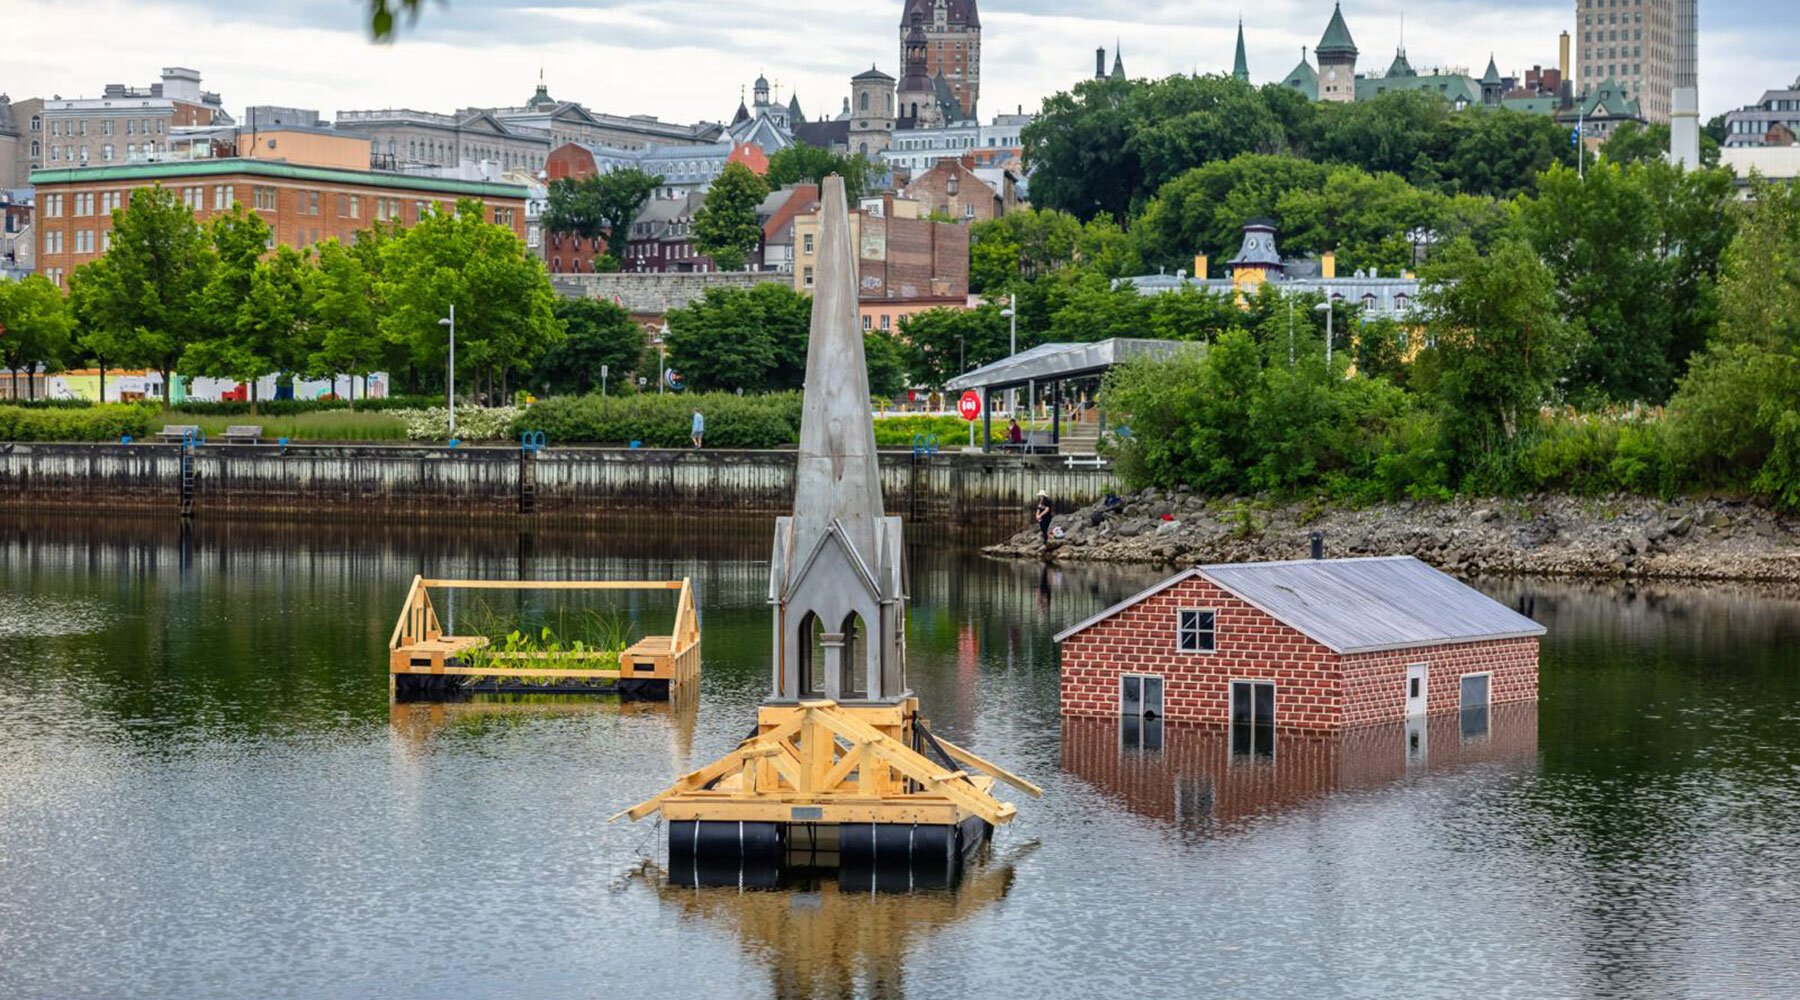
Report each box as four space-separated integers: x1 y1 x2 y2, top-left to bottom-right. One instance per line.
1233 20 1250 82
770 173 908 703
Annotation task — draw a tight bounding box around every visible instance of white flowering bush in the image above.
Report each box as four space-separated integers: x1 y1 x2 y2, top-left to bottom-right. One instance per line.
394 406 521 442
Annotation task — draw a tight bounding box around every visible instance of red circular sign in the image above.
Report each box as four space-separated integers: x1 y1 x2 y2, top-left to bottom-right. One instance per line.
957 390 982 421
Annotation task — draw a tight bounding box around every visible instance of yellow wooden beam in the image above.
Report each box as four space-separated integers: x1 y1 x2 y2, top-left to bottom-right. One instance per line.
931 734 1045 798
420 579 684 590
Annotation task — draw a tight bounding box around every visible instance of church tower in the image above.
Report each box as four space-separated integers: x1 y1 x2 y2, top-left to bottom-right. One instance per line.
1315 2 1359 102
901 0 980 120
850 65 897 156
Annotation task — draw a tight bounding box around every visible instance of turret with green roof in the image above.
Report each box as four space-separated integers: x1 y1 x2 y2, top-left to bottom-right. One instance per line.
1315 3 1358 101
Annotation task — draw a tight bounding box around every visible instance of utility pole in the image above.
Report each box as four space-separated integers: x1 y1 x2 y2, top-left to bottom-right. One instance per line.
437 304 456 437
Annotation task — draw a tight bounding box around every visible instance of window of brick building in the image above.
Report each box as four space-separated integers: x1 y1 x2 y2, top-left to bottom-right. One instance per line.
307 191 320 215
1459 673 1491 740
1121 673 1164 720
1230 680 1276 757
1176 609 1216 653
253 186 277 212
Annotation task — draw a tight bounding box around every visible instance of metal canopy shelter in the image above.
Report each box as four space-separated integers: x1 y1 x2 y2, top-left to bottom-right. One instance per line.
943 338 1194 453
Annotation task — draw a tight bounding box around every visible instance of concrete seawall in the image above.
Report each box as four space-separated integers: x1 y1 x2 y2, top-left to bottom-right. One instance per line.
0 443 1119 523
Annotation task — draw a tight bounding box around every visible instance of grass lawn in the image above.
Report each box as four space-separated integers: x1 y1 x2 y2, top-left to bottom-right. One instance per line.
180 410 409 442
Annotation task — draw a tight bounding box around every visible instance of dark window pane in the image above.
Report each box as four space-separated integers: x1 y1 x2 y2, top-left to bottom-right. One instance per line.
1122 675 1142 717
1460 673 1490 710
1461 706 1490 740
1142 716 1164 752
1143 676 1164 718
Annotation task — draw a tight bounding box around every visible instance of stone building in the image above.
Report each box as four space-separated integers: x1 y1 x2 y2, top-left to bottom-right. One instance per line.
36 68 231 171
1055 556 1543 730
847 67 898 157
901 0 980 118
1315 3 1359 102
881 111 1028 177
3 97 45 191
31 137 527 290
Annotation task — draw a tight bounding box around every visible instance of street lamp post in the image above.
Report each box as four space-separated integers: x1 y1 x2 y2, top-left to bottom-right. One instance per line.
1315 300 1334 371
1000 294 1017 418
655 322 669 396
437 305 456 437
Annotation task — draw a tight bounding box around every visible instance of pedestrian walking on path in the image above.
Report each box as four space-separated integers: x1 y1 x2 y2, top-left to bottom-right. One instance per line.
691 409 705 448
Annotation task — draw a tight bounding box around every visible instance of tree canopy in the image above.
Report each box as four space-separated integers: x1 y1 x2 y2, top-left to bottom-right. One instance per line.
693 162 771 271
541 167 663 270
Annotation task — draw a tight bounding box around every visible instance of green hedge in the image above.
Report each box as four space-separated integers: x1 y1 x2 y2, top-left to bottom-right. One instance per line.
0 403 158 442
871 414 969 448
170 394 440 417
516 392 803 448
0 398 95 410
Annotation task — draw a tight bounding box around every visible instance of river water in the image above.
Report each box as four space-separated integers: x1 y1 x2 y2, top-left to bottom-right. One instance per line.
1 514 1798 1000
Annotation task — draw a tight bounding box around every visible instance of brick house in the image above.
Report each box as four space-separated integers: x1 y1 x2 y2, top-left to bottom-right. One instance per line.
901 154 1018 222
1055 556 1542 734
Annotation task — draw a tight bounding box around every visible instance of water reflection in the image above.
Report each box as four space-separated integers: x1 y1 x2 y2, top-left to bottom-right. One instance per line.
635 848 1026 1000
389 695 700 769
1063 704 1539 831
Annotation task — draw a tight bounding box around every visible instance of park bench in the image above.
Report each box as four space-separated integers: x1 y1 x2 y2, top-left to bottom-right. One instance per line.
222 425 263 445
1063 454 1107 468
156 425 201 444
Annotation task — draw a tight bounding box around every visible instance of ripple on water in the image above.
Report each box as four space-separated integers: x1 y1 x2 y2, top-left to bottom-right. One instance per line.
0 593 112 638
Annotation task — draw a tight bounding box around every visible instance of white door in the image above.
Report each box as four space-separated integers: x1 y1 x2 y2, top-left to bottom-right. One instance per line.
1405 664 1428 718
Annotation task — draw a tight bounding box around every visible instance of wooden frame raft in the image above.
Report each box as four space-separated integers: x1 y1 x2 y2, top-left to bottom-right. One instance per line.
388 576 700 699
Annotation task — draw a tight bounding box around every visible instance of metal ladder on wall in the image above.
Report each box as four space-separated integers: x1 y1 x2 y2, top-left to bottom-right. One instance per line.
908 434 939 522
178 429 201 518
519 432 544 515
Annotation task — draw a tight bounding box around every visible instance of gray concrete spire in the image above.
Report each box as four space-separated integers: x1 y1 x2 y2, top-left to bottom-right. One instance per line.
768 173 909 704
792 174 884 562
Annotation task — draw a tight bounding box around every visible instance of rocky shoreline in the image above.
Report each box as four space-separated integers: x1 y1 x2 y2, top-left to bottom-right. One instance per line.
988 489 1800 583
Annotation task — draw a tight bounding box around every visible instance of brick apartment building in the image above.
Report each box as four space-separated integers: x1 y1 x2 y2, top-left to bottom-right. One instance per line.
31 129 527 289
36 68 231 171
793 194 969 332
1055 556 1542 733
901 154 1018 222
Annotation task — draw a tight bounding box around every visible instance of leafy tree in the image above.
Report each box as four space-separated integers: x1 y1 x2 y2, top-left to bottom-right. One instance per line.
1600 121 1671 165
534 298 645 395
308 238 384 406
1428 109 1575 197
242 245 315 394
1418 237 1577 453
180 205 279 411
661 282 810 393
1515 161 1735 403
864 330 906 398
541 168 663 269
969 208 1140 293
0 275 74 400
898 305 1010 390
380 198 561 403
1313 91 1450 181
66 185 212 406
1020 76 1141 223
766 144 872 202
692 162 770 271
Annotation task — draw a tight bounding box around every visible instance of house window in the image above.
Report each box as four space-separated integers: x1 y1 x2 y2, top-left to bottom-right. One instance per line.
307 191 320 215
1176 609 1216 653
803 265 814 288
253 186 277 212
101 144 114 161
863 315 872 330
1120 673 1164 719
213 185 230 210
802 232 814 255
1459 673 1491 739
1230 680 1276 757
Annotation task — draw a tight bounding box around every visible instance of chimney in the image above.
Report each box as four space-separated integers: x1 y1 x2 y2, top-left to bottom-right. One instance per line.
1558 31 1571 86
1096 48 1107 80
1192 254 1207 280
1321 251 1336 280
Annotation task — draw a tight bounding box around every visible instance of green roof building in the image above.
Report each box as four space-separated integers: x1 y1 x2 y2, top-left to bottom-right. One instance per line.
1283 47 1319 101
1316 3 1359 102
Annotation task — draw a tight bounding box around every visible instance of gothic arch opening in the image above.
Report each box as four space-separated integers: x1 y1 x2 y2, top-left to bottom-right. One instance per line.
840 612 867 699
798 611 826 697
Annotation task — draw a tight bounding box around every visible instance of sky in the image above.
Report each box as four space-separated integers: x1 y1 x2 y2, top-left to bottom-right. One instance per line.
6 0 1796 127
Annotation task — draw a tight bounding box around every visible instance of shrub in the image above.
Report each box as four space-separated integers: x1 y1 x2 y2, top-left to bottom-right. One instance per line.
871 414 968 448
394 406 520 442
515 392 802 449
186 411 409 442
0 398 94 410
0 403 157 441
171 394 440 417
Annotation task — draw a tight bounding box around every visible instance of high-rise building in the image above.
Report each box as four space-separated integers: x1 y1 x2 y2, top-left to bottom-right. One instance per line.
900 0 980 118
1575 0 1675 124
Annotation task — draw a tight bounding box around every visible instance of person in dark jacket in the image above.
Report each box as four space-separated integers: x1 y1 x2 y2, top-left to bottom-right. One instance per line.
1034 490 1053 544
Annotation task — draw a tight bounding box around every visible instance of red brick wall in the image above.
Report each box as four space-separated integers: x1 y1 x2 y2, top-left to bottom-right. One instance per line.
1060 703 1539 826
1059 575 1344 729
1059 575 1541 731
1339 637 1539 728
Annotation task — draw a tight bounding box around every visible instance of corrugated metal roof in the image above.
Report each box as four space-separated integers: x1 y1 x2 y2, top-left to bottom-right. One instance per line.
1054 556 1544 654
943 338 1196 392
